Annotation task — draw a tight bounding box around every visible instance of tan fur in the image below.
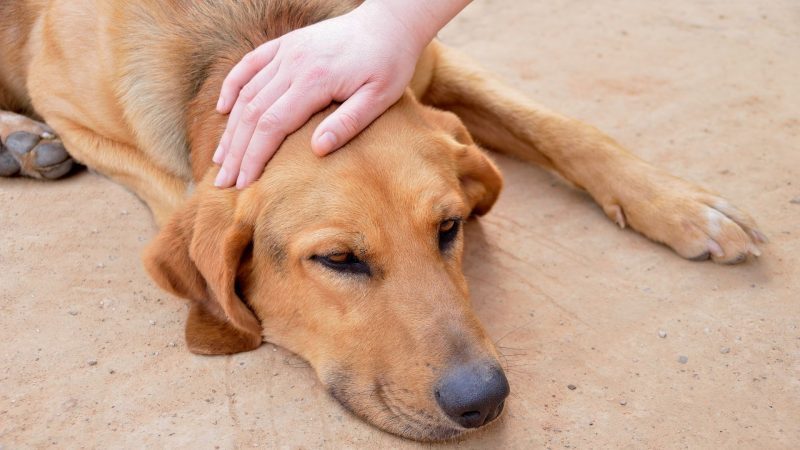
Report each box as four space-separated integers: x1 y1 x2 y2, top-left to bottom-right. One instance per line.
0 0 763 441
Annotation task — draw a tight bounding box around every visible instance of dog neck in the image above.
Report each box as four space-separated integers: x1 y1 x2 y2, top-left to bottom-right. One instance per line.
184 65 230 182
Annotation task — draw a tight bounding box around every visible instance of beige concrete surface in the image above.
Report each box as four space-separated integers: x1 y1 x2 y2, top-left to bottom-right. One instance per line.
2 1 799 448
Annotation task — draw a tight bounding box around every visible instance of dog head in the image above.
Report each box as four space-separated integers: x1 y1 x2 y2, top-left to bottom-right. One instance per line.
144 94 507 440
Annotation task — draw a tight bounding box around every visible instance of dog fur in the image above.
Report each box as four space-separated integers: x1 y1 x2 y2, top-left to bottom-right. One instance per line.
0 0 765 441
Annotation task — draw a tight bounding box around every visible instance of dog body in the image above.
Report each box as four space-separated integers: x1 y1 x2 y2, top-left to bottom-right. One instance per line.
0 0 765 441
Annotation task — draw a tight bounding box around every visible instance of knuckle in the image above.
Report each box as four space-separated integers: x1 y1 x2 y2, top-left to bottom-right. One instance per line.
240 84 259 101
256 112 282 134
242 51 260 69
242 101 263 125
337 111 361 136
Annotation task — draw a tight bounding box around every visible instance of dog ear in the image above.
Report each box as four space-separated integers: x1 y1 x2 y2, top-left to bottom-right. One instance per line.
426 107 504 216
456 143 503 216
143 187 262 355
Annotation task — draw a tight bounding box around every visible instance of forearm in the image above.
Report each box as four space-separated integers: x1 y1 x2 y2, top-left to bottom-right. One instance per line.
355 0 472 53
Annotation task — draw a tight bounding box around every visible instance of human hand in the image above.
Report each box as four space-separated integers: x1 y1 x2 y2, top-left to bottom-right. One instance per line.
213 5 429 189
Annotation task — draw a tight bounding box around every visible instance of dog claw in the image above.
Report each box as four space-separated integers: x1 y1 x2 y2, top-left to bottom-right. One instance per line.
750 230 768 244
721 252 748 265
707 240 724 259
604 204 627 229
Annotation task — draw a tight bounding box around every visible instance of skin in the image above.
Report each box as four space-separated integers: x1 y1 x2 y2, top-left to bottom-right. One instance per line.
212 0 472 189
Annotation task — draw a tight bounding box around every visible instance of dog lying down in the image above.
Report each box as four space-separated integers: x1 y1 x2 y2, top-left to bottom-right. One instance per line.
0 0 765 441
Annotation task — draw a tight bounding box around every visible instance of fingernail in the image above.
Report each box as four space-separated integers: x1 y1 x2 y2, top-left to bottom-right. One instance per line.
236 171 248 190
316 131 338 155
212 145 224 164
214 167 228 187
216 97 226 112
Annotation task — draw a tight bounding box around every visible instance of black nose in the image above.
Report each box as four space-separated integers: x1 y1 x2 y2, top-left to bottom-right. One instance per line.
435 362 509 429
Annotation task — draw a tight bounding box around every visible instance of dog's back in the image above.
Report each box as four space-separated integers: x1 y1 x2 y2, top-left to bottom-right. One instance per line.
0 0 42 113
1 0 359 178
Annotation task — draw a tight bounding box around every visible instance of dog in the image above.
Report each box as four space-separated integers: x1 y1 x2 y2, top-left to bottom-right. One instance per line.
0 0 766 441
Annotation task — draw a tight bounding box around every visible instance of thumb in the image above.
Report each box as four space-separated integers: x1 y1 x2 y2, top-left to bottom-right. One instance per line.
311 86 394 156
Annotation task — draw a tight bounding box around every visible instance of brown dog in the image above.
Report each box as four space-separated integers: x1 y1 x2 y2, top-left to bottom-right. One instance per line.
0 0 765 441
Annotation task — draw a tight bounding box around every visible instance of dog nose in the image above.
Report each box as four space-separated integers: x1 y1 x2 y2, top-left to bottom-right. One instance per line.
435 362 509 429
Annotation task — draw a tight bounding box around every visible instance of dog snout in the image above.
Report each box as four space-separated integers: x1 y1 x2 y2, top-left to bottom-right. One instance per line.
434 361 509 429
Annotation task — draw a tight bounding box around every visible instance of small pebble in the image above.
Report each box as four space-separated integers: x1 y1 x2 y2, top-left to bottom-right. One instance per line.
108 369 115 374
68 309 79 316
678 355 689 364
87 359 98 366
168 342 176 347
790 197 800 205
658 329 667 338
96 262 105 269
149 320 156 326
121 210 129 216
619 399 627 406
567 384 577 390
720 347 731 354
41 131 56 139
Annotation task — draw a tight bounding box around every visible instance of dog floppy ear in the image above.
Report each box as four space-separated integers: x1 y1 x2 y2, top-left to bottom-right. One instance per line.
456 144 503 216
143 187 262 355
426 107 504 216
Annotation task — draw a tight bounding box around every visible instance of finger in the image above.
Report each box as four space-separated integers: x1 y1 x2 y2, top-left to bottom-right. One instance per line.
217 40 280 113
213 61 282 165
236 87 330 189
311 86 393 156
215 77 291 187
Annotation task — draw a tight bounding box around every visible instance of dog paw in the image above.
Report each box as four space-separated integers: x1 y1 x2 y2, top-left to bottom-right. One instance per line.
0 130 73 179
605 176 766 264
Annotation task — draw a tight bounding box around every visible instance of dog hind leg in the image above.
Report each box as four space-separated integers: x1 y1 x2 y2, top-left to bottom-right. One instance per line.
417 42 766 264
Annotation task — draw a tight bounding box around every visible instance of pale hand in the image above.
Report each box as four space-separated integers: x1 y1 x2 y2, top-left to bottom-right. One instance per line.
213 7 424 189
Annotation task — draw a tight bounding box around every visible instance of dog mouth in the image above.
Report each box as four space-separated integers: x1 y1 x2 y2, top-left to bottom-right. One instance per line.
327 375 464 441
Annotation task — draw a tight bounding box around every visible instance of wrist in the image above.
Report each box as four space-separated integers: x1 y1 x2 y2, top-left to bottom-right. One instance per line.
353 0 470 53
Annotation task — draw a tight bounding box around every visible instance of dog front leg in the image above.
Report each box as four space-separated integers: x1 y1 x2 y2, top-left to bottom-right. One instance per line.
38 117 189 227
418 42 765 263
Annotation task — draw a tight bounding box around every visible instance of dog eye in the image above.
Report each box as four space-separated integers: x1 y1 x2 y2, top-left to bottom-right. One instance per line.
313 252 371 276
438 218 462 252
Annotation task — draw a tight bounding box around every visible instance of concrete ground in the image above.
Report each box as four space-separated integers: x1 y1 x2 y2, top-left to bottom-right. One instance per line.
1 0 798 448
